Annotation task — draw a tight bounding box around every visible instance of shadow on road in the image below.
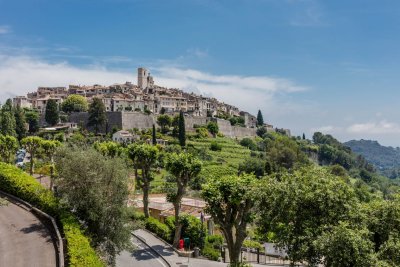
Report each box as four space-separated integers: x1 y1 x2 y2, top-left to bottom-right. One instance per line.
151 245 174 257
20 222 53 243
130 248 158 261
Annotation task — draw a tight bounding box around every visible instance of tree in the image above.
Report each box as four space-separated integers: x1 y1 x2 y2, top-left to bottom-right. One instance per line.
152 124 157 145
207 122 219 137
238 157 265 178
202 174 258 266
0 135 18 163
165 152 202 247
256 109 264 126
45 99 59 126
0 99 16 137
54 147 132 265
25 110 39 134
94 141 124 158
128 144 159 218
160 107 166 114
157 114 172 133
14 107 27 140
257 167 358 265
61 94 89 113
302 133 306 140
88 98 106 134
21 136 43 175
41 140 61 190
178 111 186 147
314 222 376 267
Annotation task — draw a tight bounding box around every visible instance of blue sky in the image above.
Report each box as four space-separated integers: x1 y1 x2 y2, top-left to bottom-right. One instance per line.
1 0 400 146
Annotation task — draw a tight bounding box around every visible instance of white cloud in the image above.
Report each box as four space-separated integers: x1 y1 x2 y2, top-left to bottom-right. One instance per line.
0 25 11 34
310 125 338 134
0 55 308 118
152 67 308 116
0 55 133 102
347 120 400 135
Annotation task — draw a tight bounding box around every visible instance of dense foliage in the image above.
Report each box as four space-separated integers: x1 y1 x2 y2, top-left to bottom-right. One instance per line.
0 162 104 267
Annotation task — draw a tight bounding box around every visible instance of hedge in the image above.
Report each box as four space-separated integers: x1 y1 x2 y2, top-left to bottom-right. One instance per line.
145 216 172 242
0 163 104 267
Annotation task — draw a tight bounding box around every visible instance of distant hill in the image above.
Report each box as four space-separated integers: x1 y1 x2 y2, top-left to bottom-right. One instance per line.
344 139 400 178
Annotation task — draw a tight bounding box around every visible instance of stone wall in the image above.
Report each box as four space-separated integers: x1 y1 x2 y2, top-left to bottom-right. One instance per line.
122 112 154 130
69 112 257 138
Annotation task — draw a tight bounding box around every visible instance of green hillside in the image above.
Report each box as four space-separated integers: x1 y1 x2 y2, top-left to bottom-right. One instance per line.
345 139 400 179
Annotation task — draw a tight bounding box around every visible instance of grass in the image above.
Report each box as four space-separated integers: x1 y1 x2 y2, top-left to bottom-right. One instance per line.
188 137 251 180
137 137 252 194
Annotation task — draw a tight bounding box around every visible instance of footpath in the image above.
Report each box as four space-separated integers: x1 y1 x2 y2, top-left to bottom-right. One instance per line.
133 229 285 267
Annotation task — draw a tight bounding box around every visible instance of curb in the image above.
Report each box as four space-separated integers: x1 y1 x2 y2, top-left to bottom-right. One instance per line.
141 229 194 257
132 231 172 267
0 190 65 267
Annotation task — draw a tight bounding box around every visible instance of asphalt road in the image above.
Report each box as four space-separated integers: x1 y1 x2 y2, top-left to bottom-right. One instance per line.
0 198 57 267
117 236 168 267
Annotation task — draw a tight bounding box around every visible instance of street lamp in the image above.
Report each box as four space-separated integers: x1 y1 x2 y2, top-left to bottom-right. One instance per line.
200 211 205 249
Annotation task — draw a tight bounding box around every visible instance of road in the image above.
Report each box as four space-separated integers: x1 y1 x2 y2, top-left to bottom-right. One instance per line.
117 235 168 267
0 197 57 267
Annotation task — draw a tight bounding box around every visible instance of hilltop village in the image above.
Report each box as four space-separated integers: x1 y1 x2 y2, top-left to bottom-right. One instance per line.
12 67 290 137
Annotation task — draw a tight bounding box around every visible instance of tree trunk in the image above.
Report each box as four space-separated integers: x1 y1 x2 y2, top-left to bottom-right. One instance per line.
142 169 150 218
172 201 182 248
49 156 54 191
143 183 150 218
172 182 185 248
29 153 34 175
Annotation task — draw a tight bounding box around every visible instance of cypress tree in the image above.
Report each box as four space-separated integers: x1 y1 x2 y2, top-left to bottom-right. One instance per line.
256 110 264 126
14 107 27 140
178 110 186 147
152 124 157 145
0 99 16 137
88 98 106 134
302 133 306 140
45 99 59 126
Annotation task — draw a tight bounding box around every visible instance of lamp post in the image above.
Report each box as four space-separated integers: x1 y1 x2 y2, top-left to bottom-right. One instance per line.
200 211 205 249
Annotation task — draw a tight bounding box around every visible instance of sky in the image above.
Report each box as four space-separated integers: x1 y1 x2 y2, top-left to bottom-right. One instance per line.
1 0 400 146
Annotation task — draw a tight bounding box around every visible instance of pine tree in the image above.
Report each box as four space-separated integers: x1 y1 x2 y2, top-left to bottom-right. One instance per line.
14 107 27 140
302 133 306 140
88 98 107 134
45 99 59 126
0 99 16 137
152 124 157 145
256 110 264 126
178 110 186 147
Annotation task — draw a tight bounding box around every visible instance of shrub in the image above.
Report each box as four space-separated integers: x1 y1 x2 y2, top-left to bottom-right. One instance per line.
240 138 258 151
202 235 224 261
196 127 209 138
146 217 172 243
210 141 222 151
0 163 104 267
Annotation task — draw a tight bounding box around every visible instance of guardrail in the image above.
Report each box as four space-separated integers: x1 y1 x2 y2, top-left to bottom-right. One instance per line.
0 190 64 267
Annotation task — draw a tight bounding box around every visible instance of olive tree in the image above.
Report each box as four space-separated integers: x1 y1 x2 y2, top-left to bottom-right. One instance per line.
55 147 132 265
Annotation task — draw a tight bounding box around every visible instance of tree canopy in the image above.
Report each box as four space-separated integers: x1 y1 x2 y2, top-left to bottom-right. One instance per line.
61 94 89 113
